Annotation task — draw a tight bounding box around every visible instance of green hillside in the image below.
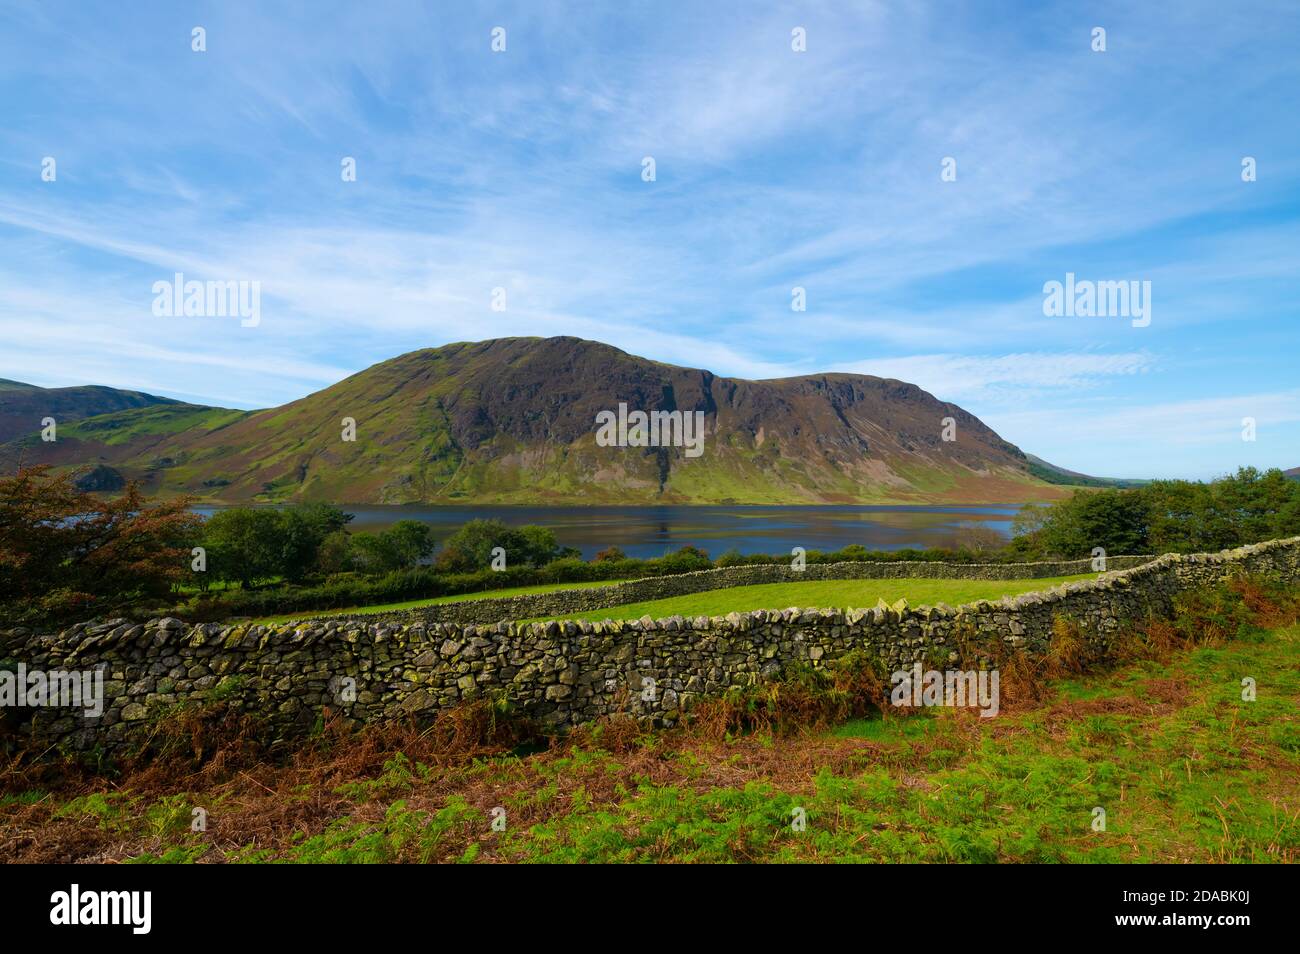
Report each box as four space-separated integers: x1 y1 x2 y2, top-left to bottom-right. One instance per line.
0 337 1069 506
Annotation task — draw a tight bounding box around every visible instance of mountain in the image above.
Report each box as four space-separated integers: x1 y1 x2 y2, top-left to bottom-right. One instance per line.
1286 467 1300 482
1024 454 1149 489
0 337 1072 505
0 379 179 445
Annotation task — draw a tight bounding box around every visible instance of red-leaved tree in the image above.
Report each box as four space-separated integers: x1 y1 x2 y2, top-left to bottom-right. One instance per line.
0 466 202 623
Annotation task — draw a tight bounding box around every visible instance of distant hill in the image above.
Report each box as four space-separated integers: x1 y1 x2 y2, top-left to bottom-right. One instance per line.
0 379 179 446
1024 454 1150 489
1286 467 1300 482
0 337 1073 506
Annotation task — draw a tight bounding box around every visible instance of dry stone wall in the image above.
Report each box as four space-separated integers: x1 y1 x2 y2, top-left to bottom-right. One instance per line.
329 554 1157 627
2 540 1297 754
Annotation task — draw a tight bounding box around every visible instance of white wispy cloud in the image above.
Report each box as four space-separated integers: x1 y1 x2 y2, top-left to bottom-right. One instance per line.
0 0 1297 477
832 352 1155 402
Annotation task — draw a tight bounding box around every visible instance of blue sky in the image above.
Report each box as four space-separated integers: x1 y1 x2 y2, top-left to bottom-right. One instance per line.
0 0 1297 480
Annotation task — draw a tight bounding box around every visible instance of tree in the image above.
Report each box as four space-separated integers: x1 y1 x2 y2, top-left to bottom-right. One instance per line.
0 465 202 620
315 529 357 575
277 504 351 582
288 502 352 540
1010 468 1300 559
199 503 350 586
518 525 560 565
435 519 561 573
200 508 283 588
383 520 436 569
350 520 436 574
952 526 1007 554
1010 490 1149 558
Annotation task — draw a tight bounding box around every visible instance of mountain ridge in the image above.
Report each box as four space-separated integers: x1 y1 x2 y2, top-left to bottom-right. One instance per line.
1 336 1072 505
0 378 180 446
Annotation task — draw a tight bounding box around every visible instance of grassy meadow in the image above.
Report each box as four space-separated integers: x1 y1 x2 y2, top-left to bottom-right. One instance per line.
256 578 633 624
526 573 1098 623
259 573 1098 626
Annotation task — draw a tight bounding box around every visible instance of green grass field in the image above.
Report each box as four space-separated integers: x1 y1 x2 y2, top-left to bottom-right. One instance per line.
255 579 631 624
530 573 1097 623
258 573 1095 625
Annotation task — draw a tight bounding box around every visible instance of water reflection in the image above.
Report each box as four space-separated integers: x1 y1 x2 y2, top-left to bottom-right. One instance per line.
191 504 1026 560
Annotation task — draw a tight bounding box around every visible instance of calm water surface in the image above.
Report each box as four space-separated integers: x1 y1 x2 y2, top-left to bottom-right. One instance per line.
192 504 1026 560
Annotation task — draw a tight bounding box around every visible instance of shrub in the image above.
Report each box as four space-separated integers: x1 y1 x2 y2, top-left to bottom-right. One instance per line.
689 650 888 739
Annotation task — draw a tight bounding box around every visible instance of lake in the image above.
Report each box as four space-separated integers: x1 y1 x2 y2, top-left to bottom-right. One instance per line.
191 504 1027 559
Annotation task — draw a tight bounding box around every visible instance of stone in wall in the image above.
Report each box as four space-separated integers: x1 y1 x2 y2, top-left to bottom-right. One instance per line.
1 539 1296 754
